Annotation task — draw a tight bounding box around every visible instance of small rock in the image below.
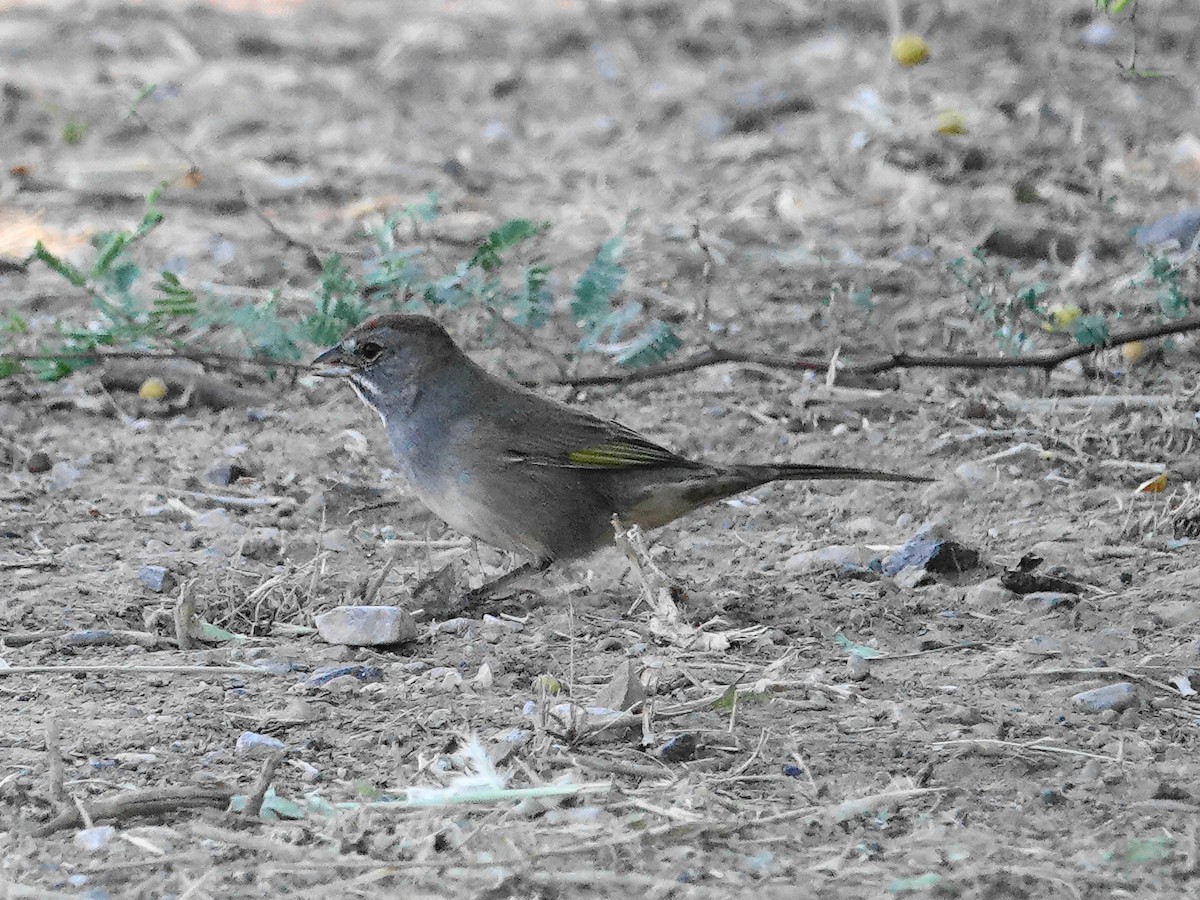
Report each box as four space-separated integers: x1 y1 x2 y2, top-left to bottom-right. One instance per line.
435 618 478 636
204 462 249 487
1023 636 1064 656
594 660 646 712
883 524 979 576
954 461 991 486
659 733 698 763
1072 682 1139 714
893 245 937 264
1135 208 1200 250
304 664 385 689
785 544 877 572
845 517 884 537
1000 561 1081 595
138 565 176 594
1040 787 1065 806
1025 591 1076 610
74 825 116 852
847 651 871 682
236 731 285 756
1080 20 1118 46
239 529 282 561
193 508 234 530
26 451 52 474
893 566 932 591
314 606 417 647
47 460 82 491
964 578 1014 608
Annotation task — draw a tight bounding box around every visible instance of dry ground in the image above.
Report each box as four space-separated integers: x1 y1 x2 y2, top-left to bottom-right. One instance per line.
3 0 1200 897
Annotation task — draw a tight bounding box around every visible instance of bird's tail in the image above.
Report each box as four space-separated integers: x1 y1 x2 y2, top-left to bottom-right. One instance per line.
748 463 933 485
625 463 932 531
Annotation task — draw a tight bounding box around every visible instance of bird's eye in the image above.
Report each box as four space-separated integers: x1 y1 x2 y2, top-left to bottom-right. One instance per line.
359 341 384 363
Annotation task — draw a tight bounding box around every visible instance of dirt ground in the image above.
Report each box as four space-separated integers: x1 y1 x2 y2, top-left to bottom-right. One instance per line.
3 0 1200 897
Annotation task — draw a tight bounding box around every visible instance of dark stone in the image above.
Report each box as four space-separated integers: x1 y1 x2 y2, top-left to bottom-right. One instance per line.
659 733 698 763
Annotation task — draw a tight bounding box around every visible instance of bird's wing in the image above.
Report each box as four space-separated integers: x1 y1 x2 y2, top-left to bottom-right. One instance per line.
499 405 700 471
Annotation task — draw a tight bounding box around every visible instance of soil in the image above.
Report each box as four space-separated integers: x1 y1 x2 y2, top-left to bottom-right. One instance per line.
3 0 1200 897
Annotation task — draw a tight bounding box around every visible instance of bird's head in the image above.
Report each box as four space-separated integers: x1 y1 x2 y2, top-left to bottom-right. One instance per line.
310 314 464 413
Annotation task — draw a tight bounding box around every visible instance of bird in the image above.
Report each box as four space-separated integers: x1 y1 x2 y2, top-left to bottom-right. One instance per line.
311 314 930 594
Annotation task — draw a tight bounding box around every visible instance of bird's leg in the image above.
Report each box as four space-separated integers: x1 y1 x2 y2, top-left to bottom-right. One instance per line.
464 558 553 605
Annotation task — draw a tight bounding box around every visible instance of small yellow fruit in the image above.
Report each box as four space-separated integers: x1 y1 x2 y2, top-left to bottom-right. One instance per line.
892 34 930 67
1121 341 1146 364
934 110 967 135
138 376 168 401
1136 472 1168 494
1048 304 1083 329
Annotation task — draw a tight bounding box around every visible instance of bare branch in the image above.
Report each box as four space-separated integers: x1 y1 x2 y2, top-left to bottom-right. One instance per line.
550 314 1200 387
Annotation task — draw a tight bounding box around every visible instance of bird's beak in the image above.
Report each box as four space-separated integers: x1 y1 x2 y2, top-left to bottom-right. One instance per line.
309 345 356 378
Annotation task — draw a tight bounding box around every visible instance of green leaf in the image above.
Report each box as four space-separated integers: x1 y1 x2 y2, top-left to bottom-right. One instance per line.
1070 314 1109 347
1014 282 1050 312
572 236 625 326
508 263 552 328
91 232 130 276
614 320 681 368
0 358 21 378
887 873 943 894
196 621 243 642
850 287 875 312
469 219 547 271
130 83 157 112
62 120 86 145
711 683 739 711
2 312 27 334
1120 836 1173 866
401 191 440 224
110 261 141 295
1158 287 1189 319
32 242 87 288
834 633 883 658
230 788 307 820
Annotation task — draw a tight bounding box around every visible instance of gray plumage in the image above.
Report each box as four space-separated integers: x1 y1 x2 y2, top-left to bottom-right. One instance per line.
311 314 930 564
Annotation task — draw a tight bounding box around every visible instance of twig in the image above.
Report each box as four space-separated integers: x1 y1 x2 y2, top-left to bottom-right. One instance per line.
242 751 285 820
549 314 1200 387
237 181 327 272
129 96 330 271
10 311 1200 388
169 489 297 511
0 347 310 373
692 222 716 326
45 717 66 809
33 786 234 835
0 664 279 677
932 738 1123 764
555 752 674 780
174 580 196 651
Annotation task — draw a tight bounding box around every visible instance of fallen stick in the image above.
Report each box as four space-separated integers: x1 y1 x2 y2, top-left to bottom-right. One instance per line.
33 786 235 835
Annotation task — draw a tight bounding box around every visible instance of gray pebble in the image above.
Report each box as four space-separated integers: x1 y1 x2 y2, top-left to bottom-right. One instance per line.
236 731 285 756
847 651 871 682
304 664 384 689
314 606 417 647
1135 208 1200 250
26 451 52 474
138 565 176 594
1072 682 1139 714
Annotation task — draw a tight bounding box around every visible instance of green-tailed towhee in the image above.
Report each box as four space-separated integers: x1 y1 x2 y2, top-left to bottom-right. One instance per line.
312 315 930 583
